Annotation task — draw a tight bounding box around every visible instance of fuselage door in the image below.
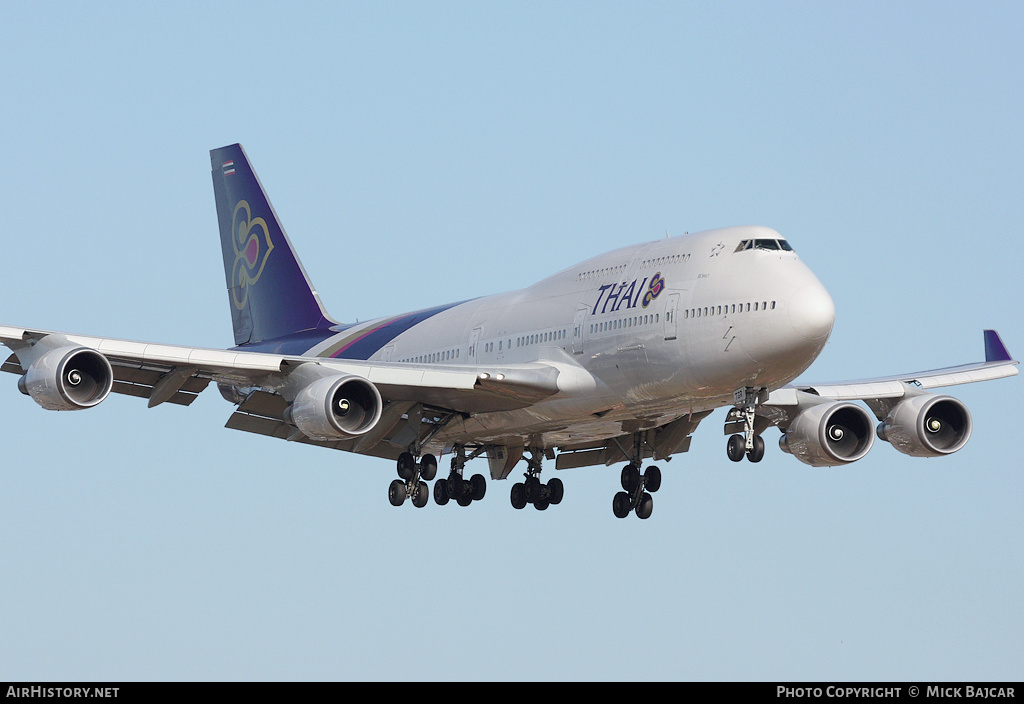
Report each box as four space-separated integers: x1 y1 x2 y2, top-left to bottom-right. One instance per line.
572 307 588 354
469 327 482 364
664 293 680 340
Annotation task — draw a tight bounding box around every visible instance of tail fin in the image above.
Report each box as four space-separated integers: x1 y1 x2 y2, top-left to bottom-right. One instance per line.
211 144 336 346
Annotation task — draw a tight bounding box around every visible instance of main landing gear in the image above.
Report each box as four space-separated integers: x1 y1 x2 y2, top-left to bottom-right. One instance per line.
612 463 661 519
510 449 564 511
388 451 437 508
726 386 767 463
612 434 662 519
434 446 487 507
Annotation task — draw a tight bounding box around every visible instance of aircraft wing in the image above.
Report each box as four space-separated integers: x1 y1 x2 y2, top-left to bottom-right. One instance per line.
754 328 1017 439
0 325 581 446
769 330 1016 404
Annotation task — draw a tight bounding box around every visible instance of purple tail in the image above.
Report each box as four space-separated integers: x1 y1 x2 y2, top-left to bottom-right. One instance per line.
211 144 336 346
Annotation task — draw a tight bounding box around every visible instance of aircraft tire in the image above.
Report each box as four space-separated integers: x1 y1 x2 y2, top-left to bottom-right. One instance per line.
388 479 407 506
433 478 450 506
510 483 527 510
412 482 429 508
548 477 564 505
397 452 417 480
644 466 661 493
636 493 654 519
447 474 465 499
523 476 542 503
534 499 549 511
612 491 631 519
470 474 487 501
747 435 765 463
420 454 438 481
727 434 745 462
621 465 641 492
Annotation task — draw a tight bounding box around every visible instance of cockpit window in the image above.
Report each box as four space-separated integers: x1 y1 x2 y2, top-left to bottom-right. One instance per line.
734 238 794 252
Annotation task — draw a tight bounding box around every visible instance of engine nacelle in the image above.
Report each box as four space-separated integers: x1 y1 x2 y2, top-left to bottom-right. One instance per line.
779 401 875 467
284 374 382 440
17 346 114 411
876 394 972 457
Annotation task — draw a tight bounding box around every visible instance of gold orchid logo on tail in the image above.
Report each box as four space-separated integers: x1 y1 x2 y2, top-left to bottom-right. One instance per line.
230 200 274 310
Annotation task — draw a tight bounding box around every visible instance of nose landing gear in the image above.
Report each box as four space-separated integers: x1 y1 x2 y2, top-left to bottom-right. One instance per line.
726 386 768 463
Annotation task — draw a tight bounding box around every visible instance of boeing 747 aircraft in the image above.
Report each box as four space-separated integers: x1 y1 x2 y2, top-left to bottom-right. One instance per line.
1 144 1017 518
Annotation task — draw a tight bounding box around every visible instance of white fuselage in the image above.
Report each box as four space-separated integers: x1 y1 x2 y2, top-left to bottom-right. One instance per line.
308 226 835 450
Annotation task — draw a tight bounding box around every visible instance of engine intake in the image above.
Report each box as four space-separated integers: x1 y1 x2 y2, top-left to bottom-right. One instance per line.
18 346 114 411
876 394 972 457
284 374 382 440
779 401 875 467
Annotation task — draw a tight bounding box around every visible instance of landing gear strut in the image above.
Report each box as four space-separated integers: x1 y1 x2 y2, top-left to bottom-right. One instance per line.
612 435 662 519
510 449 563 511
388 451 437 507
726 386 767 463
434 445 487 507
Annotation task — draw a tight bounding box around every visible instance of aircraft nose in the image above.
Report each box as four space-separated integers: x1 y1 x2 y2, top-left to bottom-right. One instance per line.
788 281 835 342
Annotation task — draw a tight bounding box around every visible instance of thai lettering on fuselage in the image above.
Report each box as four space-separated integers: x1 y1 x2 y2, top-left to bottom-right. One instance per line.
591 272 665 315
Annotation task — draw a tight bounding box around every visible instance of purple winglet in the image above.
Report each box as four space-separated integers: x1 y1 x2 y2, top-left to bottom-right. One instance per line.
984 330 1013 363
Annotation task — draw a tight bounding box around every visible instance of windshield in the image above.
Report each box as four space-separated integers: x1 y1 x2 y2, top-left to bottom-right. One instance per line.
734 238 794 252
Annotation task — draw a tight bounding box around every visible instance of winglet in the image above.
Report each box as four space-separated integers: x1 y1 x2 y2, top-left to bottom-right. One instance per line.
984 330 1013 363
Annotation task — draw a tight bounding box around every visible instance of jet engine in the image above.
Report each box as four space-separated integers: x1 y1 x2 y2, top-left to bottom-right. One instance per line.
779 401 875 467
876 394 972 457
17 346 114 411
283 374 383 440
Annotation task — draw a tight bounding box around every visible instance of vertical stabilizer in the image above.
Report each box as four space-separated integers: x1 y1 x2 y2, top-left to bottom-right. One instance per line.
211 144 335 346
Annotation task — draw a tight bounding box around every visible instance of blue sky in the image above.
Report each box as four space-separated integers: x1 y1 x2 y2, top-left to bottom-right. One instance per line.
0 1 1021 681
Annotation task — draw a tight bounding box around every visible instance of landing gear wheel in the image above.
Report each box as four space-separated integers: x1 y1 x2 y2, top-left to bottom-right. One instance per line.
747 435 765 463
636 492 654 519
548 477 564 505
412 481 429 508
524 476 542 503
388 479 407 506
644 466 662 493
727 434 745 462
470 474 487 501
621 464 641 491
420 454 438 481
512 482 527 509
512 448 564 512
447 474 465 499
433 478 450 505
397 452 417 480
613 491 632 519
510 483 527 510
